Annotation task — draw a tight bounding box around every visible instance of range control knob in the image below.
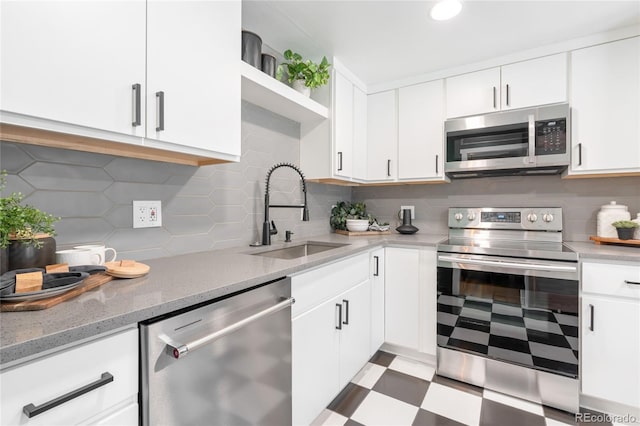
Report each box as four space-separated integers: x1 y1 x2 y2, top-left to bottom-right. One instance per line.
454 213 464 221
527 213 538 223
467 212 476 221
543 213 554 223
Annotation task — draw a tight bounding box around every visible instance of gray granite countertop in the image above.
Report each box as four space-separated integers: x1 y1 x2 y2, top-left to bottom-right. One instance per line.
2 232 638 366
0 232 445 365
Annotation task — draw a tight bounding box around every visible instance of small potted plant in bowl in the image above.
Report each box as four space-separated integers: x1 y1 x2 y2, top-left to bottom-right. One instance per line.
276 50 330 97
330 201 372 232
1 172 59 273
611 220 639 240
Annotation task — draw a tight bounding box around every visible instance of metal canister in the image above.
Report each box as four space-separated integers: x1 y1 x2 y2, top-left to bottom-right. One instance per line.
261 54 276 77
241 31 262 69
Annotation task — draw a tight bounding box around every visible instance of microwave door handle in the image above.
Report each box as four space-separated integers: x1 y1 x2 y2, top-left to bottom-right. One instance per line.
527 114 535 164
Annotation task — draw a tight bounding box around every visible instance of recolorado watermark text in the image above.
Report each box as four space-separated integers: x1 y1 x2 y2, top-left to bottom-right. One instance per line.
576 412 638 423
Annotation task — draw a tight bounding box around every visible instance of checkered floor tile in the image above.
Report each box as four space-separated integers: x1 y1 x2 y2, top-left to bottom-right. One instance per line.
313 351 615 426
437 294 579 378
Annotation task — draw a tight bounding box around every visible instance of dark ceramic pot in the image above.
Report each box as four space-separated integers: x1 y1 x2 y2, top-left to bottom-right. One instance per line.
7 236 56 271
616 227 636 240
0 248 7 275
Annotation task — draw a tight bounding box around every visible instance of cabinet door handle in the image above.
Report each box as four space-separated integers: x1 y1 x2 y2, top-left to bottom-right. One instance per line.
387 159 391 177
373 256 379 276
577 143 582 166
506 84 510 107
132 83 141 127
435 154 439 174
335 303 342 330
343 299 349 325
156 91 165 132
23 372 114 418
492 86 497 109
625 280 640 285
337 152 343 171
589 304 594 331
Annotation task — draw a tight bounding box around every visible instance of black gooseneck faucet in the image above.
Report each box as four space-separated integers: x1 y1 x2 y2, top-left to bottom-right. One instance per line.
262 163 309 246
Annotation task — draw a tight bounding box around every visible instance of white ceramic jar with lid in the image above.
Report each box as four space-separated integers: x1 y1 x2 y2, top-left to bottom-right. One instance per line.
632 213 640 240
596 201 630 238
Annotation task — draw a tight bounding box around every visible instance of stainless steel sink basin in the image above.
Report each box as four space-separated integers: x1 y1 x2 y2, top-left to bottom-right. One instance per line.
251 241 349 259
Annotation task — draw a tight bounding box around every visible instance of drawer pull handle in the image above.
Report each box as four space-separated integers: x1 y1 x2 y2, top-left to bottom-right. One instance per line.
23 372 113 418
374 256 379 277
589 304 594 331
625 280 640 286
156 91 165 131
336 303 343 330
343 299 350 325
132 83 141 127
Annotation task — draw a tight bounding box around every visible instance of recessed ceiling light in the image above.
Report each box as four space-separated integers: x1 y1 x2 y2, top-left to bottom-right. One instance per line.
430 0 462 21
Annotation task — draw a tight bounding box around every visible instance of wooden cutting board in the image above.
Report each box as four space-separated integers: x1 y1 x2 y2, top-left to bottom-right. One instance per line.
335 229 391 236
0 273 114 312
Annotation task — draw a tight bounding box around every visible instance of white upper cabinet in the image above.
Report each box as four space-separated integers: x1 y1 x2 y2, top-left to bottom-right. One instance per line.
146 0 240 157
398 80 445 180
352 86 368 180
501 53 567 111
445 53 567 118
1 0 241 165
569 37 640 175
446 68 501 118
300 65 366 183
1 1 146 138
333 70 355 179
367 90 398 181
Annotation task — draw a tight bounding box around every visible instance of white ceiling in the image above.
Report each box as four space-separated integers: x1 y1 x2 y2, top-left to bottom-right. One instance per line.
243 1 640 87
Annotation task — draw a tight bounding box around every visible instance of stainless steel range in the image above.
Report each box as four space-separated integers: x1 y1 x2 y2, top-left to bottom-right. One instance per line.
436 207 579 413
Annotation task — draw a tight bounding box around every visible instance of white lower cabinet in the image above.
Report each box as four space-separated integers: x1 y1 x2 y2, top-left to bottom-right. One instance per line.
385 247 437 357
292 253 372 426
0 327 138 426
581 261 640 411
370 248 385 355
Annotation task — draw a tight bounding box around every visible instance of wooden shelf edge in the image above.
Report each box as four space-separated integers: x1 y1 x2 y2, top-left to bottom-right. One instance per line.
240 61 329 123
306 177 449 187
0 123 230 167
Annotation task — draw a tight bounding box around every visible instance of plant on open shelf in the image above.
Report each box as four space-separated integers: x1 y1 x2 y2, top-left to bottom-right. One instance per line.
0 171 60 273
276 50 330 97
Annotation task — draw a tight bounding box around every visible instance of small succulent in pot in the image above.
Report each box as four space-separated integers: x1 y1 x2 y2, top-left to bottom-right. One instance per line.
0 171 60 273
611 220 639 240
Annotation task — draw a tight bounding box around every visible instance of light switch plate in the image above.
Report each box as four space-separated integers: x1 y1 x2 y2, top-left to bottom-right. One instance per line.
133 200 162 228
400 205 415 220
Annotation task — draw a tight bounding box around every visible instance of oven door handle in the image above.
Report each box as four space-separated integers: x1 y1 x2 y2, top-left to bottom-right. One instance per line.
163 297 295 359
438 255 577 273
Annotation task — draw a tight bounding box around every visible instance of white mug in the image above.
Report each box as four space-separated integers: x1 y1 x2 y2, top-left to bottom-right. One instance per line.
74 244 117 265
55 249 100 267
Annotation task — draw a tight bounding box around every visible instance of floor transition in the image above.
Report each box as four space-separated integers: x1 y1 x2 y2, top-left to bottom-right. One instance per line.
313 351 617 426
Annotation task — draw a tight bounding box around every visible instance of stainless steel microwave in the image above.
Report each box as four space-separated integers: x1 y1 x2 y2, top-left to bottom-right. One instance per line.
444 103 569 178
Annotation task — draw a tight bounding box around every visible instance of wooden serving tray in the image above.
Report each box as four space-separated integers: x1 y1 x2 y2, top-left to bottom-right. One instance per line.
589 235 640 247
335 229 391 236
1 273 114 312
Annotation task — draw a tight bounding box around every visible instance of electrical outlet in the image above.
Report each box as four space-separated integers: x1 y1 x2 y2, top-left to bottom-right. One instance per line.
400 205 415 220
133 200 162 228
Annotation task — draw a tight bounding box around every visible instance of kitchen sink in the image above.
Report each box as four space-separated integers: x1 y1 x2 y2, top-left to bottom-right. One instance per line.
251 241 349 260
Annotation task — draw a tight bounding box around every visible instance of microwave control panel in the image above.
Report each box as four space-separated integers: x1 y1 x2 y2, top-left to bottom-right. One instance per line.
535 118 566 155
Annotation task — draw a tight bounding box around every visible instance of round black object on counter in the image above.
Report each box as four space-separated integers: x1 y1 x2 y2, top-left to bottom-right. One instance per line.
396 208 419 234
242 31 262 69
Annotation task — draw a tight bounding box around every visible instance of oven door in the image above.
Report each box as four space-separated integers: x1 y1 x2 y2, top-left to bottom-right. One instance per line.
437 252 579 378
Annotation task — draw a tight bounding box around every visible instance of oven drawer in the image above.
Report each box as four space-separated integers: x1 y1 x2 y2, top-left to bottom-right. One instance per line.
582 261 640 299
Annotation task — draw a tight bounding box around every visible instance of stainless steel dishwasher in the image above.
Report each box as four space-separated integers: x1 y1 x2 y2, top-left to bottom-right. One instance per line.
140 277 293 426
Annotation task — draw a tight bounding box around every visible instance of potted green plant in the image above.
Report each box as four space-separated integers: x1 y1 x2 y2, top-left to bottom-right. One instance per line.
330 201 372 232
0 172 59 273
276 50 330 97
611 220 639 240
